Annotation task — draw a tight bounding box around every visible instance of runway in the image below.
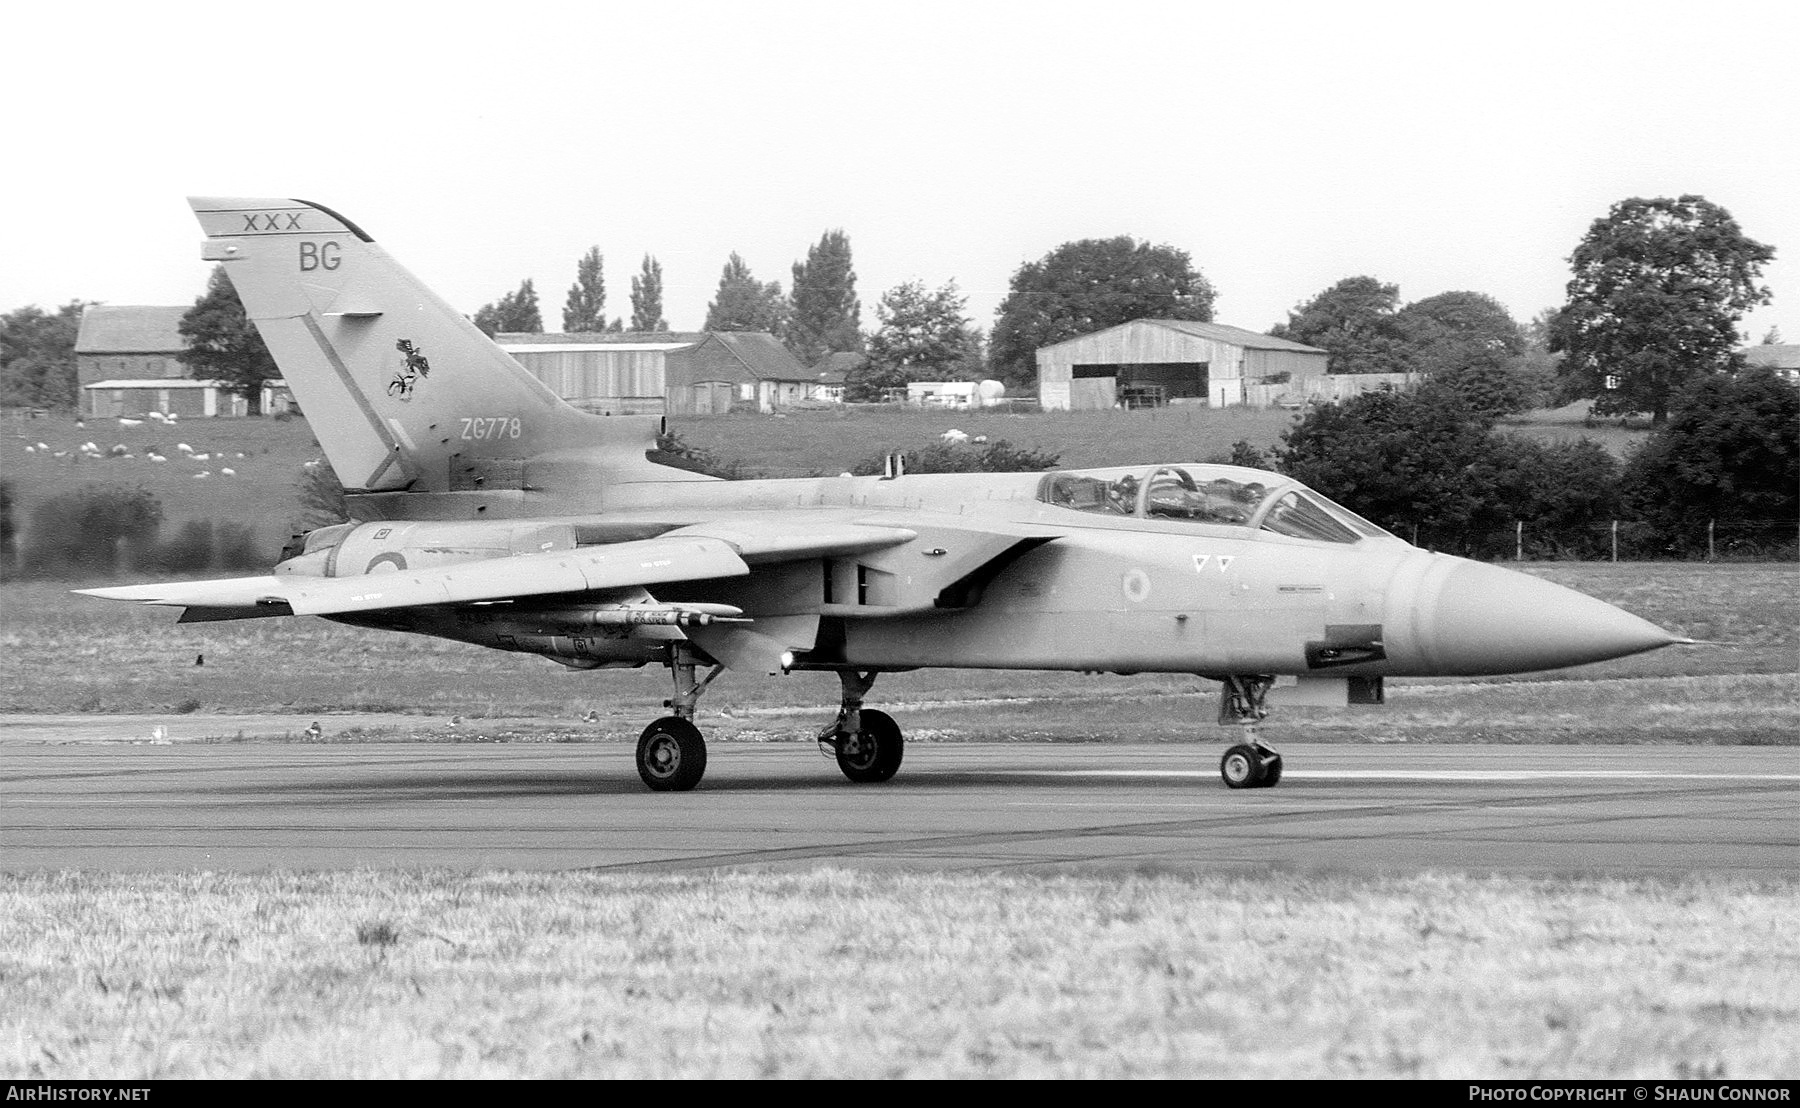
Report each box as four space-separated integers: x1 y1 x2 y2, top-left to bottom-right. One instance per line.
3 741 1794 875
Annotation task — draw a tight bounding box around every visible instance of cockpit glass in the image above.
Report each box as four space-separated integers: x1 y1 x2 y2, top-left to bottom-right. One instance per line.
1039 466 1392 545
1142 468 1266 525
1258 491 1360 543
1040 467 1271 525
1040 472 1139 516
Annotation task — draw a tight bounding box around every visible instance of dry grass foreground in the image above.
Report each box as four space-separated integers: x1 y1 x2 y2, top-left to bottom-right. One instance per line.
3 870 1795 1079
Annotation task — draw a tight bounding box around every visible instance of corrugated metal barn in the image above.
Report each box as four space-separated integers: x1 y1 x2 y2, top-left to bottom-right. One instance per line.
499 331 822 415
1036 319 1328 410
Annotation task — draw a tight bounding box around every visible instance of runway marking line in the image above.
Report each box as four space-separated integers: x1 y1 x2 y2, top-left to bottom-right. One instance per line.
988 770 1800 782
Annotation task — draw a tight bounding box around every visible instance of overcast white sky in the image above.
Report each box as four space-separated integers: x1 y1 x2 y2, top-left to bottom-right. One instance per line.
7 0 1796 345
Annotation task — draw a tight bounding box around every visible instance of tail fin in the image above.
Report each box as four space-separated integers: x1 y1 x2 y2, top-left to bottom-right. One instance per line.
188 197 662 498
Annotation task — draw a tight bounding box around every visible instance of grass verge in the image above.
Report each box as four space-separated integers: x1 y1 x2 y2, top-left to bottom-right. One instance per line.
2 870 1793 1079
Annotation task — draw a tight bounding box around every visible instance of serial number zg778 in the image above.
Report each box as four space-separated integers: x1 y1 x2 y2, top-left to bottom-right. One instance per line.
460 417 523 440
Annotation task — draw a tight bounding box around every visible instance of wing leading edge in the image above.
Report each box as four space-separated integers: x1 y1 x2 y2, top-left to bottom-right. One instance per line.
75 521 926 621
78 535 754 620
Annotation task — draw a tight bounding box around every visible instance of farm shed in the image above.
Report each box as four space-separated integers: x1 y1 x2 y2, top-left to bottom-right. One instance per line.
499 331 824 415
1741 343 1800 385
75 305 291 417
1036 319 1328 410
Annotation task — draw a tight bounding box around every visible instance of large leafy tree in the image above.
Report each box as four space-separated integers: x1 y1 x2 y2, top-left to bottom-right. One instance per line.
1275 386 1621 557
1550 195 1774 424
1276 387 1495 541
704 253 788 333
852 280 979 401
473 279 543 337
1397 291 1525 373
1399 291 1537 419
787 229 862 365
1620 368 1799 557
1 300 89 409
562 247 616 333
989 237 1216 391
178 266 279 415
630 255 668 332
1271 276 1415 376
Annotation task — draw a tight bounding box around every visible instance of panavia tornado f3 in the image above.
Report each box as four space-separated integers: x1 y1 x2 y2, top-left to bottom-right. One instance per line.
80 198 1686 791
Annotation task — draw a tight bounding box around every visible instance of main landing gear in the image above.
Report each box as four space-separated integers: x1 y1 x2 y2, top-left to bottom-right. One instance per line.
817 669 904 784
636 643 722 792
634 651 906 792
1216 674 1282 790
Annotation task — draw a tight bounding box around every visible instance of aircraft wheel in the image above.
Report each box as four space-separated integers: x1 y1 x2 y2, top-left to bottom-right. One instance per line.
637 717 707 792
1220 743 1267 789
836 708 904 784
1257 748 1283 788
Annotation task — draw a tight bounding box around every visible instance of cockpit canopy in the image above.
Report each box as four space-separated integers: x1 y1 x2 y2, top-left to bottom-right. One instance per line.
1038 465 1395 544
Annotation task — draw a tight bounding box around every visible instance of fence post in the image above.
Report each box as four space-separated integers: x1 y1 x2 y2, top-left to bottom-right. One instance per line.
1611 520 1618 563
1708 519 1716 561
1516 521 1523 561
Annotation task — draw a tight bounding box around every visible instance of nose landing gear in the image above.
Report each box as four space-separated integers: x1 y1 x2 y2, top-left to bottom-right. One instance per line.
1219 741 1283 789
1216 674 1282 789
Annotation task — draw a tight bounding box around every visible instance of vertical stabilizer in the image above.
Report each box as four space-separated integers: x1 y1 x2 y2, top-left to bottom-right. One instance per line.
188 197 657 497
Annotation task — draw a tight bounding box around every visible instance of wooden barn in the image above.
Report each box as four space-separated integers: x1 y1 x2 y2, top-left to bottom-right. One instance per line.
1036 319 1329 410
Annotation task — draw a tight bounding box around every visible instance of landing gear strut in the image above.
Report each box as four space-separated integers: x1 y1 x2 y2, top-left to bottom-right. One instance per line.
818 669 904 783
637 643 723 792
1217 674 1282 790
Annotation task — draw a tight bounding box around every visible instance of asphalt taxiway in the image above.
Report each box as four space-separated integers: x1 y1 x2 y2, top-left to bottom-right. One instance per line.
2 741 1794 875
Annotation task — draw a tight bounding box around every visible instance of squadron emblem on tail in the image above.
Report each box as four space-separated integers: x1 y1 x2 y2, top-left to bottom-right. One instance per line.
388 339 432 400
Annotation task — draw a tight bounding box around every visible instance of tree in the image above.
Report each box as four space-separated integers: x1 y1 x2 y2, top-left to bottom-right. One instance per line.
0 301 89 410
1402 295 1539 422
851 280 979 401
1397 291 1526 374
1270 276 1416 376
562 247 615 332
788 229 862 365
19 485 163 577
1620 368 1799 557
1418 363 1540 423
704 253 788 333
473 279 543 337
1276 387 1495 544
178 266 279 416
630 255 669 332
1550 195 1775 424
989 237 1216 391
850 439 1060 476
1277 386 1629 558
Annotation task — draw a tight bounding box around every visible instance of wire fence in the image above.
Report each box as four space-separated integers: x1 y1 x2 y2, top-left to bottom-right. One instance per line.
1394 519 1798 562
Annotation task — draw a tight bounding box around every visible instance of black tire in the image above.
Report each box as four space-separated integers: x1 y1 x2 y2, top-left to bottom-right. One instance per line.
637 717 707 792
1257 749 1283 788
835 708 904 784
1220 742 1266 789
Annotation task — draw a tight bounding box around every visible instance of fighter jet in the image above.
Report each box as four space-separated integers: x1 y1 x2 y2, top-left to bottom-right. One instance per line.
80 198 1684 792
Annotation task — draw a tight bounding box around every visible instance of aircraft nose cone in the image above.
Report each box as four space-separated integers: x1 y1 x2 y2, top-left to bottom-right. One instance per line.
1410 558 1680 675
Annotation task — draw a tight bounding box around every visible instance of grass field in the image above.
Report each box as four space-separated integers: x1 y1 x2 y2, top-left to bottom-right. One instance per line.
3 870 1794 1079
